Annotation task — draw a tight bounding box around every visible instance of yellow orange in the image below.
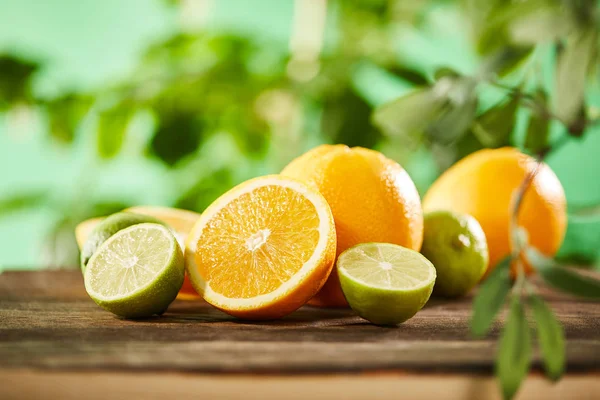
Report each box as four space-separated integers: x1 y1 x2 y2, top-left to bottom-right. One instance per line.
185 175 336 319
423 147 567 276
75 206 202 299
281 145 424 307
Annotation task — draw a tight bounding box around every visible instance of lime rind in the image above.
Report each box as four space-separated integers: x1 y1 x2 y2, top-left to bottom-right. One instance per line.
84 223 184 318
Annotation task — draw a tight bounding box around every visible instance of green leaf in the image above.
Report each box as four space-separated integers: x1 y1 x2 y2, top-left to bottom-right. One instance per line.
524 90 550 153
471 257 512 337
508 6 573 45
496 295 532 400
46 95 93 144
0 55 39 110
434 67 461 81
526 247 600 299
472 96 519 148
427 79 478 144
480 46 534 78
322 88 380 148
554 27 597 125
529 294 565 381
0 191 48 218
149 111 203 166
372 87 445 139
96 106 133 159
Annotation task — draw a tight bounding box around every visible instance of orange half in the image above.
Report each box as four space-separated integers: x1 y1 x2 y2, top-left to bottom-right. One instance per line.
185 175 336 320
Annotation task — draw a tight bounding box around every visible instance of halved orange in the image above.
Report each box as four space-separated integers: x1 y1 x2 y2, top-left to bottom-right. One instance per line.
185 175 336 319
75 206 202 300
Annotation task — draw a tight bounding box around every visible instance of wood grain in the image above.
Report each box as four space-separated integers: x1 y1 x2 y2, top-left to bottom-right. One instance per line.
1 270 599 375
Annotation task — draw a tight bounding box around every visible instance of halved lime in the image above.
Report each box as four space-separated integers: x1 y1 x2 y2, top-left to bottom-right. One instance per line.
80 212 164 269
337 243 436 325
84 223 184 318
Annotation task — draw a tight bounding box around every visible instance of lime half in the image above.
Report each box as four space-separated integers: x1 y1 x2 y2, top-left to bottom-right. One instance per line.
84 223 184 318
80 212 164 269
337 243 436 325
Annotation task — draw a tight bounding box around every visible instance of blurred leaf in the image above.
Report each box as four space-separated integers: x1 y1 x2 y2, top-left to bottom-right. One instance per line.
388 66 429 86
322 88 380 148
427 79 478 144
372 82 451 139
150 112 203 166
496 295 531 400
434 67 461 81
555 27 597 125
86 201 132 218
46 95 93 144
174 168 233 212
475 0 571 56
0 55 39 110
480 46 534 78
97 105 133 159
471 257 512 337
455 131 485 161
0 191 48 218
524 90 550 153
508 6 573 45
373 88 438 138
529 294 565 381
526 247 600 299
41 218 79 268
472 96 519 148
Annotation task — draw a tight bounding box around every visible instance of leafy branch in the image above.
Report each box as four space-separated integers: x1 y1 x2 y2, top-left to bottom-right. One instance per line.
373 0 600 398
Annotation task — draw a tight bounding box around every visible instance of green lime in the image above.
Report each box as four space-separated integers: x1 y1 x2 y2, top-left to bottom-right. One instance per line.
420 211 489 298
84 223 184 318
337 243 436 325
80 212 163 269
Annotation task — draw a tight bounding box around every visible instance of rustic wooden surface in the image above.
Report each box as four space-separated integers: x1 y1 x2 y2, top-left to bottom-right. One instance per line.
0 270 599 399
1 270 599 373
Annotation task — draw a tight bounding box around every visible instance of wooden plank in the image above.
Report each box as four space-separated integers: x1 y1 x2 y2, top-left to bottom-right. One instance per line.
0 271 599 374
1 369 600 400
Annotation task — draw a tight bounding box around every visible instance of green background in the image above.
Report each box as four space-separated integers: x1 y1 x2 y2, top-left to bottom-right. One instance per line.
1 0 599 269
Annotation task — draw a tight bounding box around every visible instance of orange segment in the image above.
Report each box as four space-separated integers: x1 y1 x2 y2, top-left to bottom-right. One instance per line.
185 175 336 319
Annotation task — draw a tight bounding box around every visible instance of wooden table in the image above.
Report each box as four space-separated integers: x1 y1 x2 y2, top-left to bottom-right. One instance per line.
0 271 598 400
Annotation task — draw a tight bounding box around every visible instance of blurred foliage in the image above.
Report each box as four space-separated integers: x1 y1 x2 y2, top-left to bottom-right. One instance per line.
0 0 599 267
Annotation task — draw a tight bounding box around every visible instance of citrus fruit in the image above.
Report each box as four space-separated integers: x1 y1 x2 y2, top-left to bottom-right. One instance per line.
84 223 185 318
125 206 201 299
76 206 202 299
75 217 103 248
420 211 489 297
185 175 336 320
423 147 566 277
281 144 423 307
337 243 436 325
80 212 163 269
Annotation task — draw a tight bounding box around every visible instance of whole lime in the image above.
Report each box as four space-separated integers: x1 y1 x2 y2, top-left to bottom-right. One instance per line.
80 212 163 269
421 211 488 297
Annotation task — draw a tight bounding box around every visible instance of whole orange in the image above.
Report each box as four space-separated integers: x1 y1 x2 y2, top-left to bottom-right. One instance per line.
422 147 567 277
281 144 424 307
